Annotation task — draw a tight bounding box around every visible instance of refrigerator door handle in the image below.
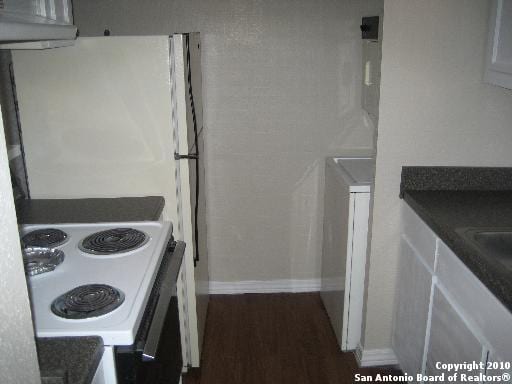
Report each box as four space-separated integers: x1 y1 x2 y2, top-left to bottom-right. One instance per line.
174 152 198 160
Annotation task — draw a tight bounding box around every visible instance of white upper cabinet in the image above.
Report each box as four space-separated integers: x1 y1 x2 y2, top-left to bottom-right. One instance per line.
484 0 512 89
1 0 73 24
0 0 76 44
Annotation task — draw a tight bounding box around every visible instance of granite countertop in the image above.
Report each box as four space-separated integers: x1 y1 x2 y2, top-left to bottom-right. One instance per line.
16 196 165 224
37 336 103 384
401 166 512 312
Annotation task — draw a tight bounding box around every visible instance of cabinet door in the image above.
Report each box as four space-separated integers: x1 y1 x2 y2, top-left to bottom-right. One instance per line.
484 0 512 89
392 237 433 379
485 353 512 383
402 204 437 270
426 286 484 379
436 240 512 362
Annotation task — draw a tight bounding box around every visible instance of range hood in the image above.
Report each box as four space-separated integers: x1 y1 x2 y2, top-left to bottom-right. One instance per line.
0 0 77 47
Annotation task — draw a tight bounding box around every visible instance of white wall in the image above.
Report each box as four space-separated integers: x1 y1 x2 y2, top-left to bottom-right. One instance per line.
0 109 40 383
73 0 383 282
363 0 512 350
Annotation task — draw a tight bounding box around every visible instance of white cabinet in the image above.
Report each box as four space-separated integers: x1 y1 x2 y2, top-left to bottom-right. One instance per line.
486 353 512 383
91 346 117 384
0 0 73 24
394 203 512 379
91 357 106 384
0 0 77 44
392 237 432 380
436 241 512 363
425 286 484 378
484 0 512 90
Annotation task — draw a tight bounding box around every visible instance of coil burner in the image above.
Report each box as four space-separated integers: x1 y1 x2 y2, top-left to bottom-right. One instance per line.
22 228 68 248
79 228 148 255
51 284 125 319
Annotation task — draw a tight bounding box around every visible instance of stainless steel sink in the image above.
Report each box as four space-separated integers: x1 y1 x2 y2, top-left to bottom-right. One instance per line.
456 228 512 270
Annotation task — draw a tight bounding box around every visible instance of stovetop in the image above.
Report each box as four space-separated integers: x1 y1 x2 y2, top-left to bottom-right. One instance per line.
20 221 172 346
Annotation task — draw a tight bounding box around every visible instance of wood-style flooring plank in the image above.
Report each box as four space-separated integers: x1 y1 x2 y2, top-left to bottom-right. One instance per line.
183 293 402 384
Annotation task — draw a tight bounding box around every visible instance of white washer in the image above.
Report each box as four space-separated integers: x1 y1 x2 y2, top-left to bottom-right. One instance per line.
320 157 374 351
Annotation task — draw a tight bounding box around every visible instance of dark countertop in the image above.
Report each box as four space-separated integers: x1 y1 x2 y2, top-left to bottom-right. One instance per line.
17 196 165 224
37 336 103 384
400 166 512 193
400 166 512 312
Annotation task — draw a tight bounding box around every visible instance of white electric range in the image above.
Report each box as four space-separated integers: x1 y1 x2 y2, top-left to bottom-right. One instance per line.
20 221 184 384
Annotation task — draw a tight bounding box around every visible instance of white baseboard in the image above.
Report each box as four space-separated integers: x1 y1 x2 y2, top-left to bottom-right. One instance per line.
209 279 321 294
355 342 399 367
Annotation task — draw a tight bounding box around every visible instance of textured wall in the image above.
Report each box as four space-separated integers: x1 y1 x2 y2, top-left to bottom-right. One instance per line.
364 0 512 350
73 0 383 282
0 109 40 383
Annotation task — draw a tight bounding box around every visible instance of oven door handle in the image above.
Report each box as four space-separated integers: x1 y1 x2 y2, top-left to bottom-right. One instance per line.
142 241 186 362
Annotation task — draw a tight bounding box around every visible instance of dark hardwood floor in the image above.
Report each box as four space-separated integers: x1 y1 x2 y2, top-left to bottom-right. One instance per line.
183 293 401 384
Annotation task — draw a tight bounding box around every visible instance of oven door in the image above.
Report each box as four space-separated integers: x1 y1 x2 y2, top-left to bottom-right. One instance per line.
115 240 185 384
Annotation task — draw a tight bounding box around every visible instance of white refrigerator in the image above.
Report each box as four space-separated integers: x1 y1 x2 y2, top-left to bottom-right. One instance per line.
12 34 209 368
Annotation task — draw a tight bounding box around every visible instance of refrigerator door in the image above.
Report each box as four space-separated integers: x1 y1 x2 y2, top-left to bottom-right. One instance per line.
171 33 209 368
184 33 204 155
12 36 179 223
185 32 209 367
